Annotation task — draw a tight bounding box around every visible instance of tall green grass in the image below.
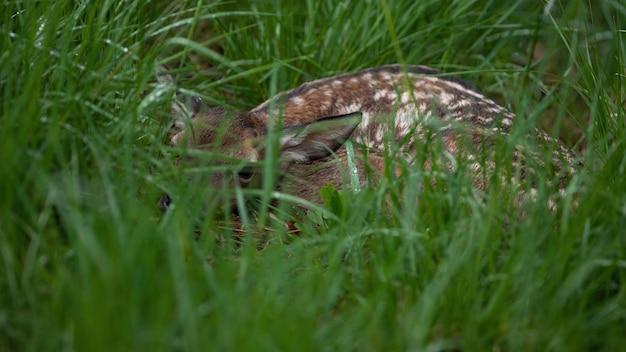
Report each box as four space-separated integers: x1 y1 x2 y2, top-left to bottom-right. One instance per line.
1 0 625 350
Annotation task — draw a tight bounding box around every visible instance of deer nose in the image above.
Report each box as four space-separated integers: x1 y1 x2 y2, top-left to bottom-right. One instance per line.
159 195 171 212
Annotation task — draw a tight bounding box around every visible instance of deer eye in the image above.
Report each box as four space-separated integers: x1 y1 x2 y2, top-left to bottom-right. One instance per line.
237 166 256 183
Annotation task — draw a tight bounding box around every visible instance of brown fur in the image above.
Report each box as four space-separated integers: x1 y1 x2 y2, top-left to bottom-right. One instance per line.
160 64 577 210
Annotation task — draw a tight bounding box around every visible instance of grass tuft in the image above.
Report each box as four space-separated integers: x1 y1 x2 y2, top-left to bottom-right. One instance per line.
1 0 625 350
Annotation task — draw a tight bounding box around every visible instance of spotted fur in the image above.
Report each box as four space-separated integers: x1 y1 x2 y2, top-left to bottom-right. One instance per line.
160 64 577 209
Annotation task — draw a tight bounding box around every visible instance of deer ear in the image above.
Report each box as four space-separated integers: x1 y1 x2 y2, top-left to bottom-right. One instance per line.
279 112 362 162
156 66 204 136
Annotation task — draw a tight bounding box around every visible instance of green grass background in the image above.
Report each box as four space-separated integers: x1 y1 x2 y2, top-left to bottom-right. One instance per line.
1 0 625 350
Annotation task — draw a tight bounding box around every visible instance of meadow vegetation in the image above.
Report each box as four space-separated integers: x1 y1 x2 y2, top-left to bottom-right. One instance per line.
1 0 625 350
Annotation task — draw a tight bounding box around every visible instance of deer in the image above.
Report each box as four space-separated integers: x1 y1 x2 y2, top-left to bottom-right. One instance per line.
157 64 578 212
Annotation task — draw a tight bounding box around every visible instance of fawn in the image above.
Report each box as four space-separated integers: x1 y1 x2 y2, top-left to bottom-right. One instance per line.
158 64 577 211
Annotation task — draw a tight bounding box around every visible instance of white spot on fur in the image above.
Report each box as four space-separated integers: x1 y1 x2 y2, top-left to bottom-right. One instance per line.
437 78 487 101
339 103 361 116
439 92 454 105
401 92 411 104
375 127 384 143
468 162 482 172
291 96 304 105
381 72 393 82
393 107 421 132
374 90 388 101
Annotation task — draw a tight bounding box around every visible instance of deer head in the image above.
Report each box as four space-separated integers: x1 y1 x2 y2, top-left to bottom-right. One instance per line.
159 92 365 211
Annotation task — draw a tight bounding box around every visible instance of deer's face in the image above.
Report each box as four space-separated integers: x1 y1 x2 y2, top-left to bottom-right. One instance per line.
160 104 363 212
160 108 265 211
